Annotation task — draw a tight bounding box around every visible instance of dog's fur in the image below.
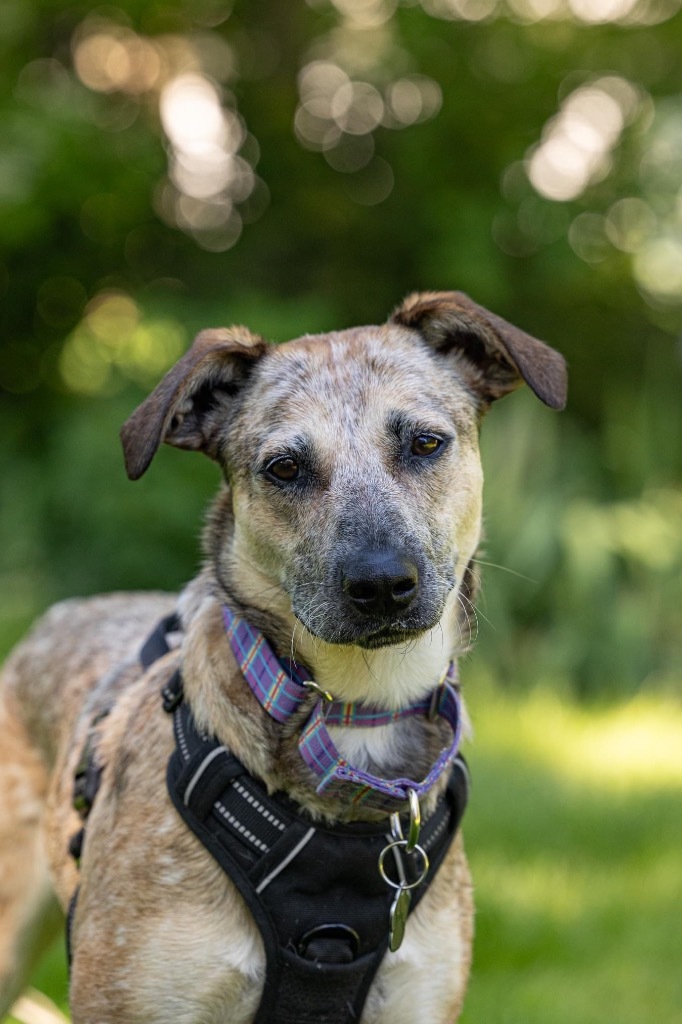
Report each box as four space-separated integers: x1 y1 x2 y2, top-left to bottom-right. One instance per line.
0 292 566 1023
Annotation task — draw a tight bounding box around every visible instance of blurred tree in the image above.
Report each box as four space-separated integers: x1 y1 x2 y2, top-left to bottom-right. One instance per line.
1 0 680 695
1 1 681 402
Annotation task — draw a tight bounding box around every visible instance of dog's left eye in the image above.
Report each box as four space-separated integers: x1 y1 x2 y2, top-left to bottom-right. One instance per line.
411 434 443 457
265 456 300 482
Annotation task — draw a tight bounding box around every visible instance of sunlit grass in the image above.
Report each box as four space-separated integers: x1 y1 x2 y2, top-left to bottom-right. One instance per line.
467 678 682 790
460 680 682 1024
9 988 68 1024
10 685 681 1023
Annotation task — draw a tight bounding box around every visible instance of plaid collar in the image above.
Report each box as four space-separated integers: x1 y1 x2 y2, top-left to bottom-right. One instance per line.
223 605 463 811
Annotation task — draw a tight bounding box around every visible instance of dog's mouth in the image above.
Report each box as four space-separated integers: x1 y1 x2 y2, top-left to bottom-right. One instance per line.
293 606 441 650
299 619 429 649
354 625 427 650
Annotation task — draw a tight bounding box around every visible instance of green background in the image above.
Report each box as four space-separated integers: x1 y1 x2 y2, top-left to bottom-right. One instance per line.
1 1 680 1021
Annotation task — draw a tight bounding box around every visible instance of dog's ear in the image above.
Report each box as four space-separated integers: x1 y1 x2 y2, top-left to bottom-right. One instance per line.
391 291 567 410
121 326 267 480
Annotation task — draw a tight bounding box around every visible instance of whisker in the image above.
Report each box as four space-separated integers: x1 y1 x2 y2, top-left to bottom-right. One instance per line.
471 557 537 584
459 589 493 636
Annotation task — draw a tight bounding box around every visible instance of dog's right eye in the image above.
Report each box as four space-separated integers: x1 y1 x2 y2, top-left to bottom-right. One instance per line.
411 434 443 458
265 456 300 482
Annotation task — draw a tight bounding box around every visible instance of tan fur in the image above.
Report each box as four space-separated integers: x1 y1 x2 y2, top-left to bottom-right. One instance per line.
0 293 566 1022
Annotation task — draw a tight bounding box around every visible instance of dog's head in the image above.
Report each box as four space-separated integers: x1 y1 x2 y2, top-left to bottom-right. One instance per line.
121 292 566 652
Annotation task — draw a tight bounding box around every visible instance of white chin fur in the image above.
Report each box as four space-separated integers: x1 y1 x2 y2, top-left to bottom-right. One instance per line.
295 588 463 710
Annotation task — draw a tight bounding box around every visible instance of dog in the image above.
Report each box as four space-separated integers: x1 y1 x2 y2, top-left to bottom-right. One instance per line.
0 291 566 1024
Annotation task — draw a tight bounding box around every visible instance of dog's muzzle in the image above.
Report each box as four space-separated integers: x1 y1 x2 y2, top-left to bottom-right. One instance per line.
290 542 454 647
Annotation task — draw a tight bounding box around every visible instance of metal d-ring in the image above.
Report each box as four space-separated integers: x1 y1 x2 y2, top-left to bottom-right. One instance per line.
378 840 430 891
390 790 421 854
405 788 421 854
304 680 334 703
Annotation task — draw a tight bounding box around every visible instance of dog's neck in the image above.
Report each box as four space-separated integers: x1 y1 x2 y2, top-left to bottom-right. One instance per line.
179 571 469 812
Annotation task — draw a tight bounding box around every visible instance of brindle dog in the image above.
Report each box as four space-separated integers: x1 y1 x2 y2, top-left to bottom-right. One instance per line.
0 292 566 1023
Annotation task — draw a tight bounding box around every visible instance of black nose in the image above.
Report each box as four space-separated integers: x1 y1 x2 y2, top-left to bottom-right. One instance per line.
342 549 419 617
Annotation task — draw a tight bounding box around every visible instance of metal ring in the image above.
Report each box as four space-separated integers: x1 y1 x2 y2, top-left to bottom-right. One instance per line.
304 680 334 703
378 841 430 891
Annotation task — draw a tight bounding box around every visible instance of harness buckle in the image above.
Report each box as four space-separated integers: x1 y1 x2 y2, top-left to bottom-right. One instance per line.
161 671 184 712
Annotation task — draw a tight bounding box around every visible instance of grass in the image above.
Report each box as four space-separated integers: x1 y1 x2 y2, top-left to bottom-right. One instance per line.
6 680 681 1023
460 677 682 1024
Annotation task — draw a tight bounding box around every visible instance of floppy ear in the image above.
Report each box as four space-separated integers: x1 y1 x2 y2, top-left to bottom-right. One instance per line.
120 326 267 480
391 291 567 410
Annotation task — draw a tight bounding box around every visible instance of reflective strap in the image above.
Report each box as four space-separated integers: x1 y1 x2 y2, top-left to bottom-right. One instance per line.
255 827 316 894
183 746 229 806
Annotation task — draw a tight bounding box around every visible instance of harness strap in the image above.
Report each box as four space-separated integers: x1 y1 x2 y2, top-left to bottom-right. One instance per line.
140 612 181 671
165 675 469 1024
66 613 471 1024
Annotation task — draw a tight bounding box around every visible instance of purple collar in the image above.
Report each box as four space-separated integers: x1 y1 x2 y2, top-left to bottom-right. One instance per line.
223 605 463 812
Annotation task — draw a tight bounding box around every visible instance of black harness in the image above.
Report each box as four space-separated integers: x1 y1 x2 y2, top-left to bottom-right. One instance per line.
69 616 469 1024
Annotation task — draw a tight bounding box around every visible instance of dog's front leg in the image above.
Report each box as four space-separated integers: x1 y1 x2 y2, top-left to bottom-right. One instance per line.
66 685 266 1024
68 853 267 1024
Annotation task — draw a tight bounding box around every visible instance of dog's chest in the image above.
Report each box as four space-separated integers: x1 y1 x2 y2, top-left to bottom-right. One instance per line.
328 716 438 782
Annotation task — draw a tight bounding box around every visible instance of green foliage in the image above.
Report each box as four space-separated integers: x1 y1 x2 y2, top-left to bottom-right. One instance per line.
477 388 682 697
1 4 680 688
